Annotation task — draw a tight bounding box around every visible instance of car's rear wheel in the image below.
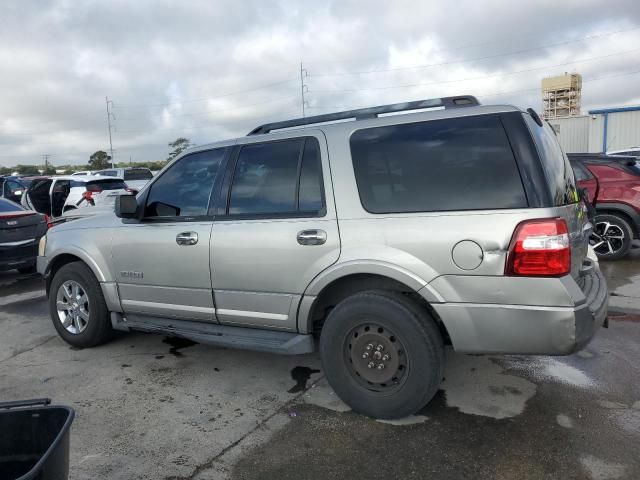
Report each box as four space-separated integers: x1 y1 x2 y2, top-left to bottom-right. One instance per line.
319 291 444 419
590 214 633 260
49 262 113 347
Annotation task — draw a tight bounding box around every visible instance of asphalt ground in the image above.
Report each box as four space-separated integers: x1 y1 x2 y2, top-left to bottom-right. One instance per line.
0 249 638 480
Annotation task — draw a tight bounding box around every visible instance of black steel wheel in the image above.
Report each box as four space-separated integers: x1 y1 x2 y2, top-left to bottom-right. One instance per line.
320 291 444 419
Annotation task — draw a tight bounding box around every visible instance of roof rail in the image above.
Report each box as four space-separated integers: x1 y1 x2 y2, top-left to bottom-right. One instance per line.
247 95 480 135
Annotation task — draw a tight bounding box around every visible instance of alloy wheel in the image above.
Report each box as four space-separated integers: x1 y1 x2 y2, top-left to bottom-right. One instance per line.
590 221 625 256
56 280 90 334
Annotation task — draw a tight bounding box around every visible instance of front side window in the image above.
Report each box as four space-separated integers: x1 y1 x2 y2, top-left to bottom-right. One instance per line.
145 148 225 218
228 137 324 216
350 115 528 214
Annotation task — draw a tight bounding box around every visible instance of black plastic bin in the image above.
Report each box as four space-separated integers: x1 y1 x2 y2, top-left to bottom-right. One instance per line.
0 398 75 480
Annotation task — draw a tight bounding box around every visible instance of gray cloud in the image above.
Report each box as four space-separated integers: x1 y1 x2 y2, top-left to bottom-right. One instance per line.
0 0 639 167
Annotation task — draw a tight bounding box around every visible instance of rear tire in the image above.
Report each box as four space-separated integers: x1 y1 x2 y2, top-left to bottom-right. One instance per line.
49 262 113 348
591 214 633 261
319 291 444 419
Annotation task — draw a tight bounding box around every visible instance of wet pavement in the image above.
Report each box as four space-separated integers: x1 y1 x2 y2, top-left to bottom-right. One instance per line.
0 252 639 480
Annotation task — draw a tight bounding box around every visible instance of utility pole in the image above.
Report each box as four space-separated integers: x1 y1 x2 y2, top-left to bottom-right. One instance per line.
105 96 115 168
42 154 50 173
299 62 308 117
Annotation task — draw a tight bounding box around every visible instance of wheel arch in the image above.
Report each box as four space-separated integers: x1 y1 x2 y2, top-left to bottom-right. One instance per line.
45 250 107 295
297 266 449 343
595 203 639 238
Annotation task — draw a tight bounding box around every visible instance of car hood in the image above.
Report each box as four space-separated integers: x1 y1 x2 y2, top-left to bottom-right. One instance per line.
51 209 119 232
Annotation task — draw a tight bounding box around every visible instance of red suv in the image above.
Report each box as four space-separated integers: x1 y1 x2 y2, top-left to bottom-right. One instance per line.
569 153 640 260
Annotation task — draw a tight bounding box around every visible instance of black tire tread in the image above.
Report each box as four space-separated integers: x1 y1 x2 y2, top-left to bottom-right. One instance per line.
320 290 444 419
49 261 113 347
593 213 633 261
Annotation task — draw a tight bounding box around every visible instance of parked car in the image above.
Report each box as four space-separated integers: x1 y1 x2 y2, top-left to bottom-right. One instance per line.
569 153 640 260
93 167 153 191
607 147 640 158
21 175 131 218
0 176 27 203
71 171 94 176
0 198 49 273
37 96 607 419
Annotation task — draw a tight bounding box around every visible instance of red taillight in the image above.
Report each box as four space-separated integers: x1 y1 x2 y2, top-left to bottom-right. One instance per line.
506 218 571 277
44 214 53 229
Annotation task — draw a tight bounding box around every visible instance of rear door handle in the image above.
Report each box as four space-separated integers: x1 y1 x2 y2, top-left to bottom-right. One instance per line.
297 229 327 246
176 231 198 246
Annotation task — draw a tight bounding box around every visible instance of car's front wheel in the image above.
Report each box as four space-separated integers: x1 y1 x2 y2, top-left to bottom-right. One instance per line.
319 291 444 419
590 214 633 260
49 262 113 347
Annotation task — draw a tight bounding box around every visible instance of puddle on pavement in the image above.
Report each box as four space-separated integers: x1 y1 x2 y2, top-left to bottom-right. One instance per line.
288 366 320 393
162 337 198 356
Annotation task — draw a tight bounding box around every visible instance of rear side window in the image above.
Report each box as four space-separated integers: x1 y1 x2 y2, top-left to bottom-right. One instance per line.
350 115 527 214
228 137 324 216
570 161 593 181
524 115 578 205
124 169 153 181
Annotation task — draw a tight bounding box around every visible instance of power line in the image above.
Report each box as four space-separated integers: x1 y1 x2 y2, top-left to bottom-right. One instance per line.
309 25 640 77
309 48 640 94
307 68 640 111
114 78 298 109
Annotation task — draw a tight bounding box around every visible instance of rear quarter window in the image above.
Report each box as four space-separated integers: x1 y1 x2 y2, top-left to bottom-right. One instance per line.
524 115 578 206
350 114 528 213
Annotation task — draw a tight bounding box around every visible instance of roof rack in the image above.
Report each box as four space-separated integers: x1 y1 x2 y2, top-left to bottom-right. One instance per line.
247 95 480 135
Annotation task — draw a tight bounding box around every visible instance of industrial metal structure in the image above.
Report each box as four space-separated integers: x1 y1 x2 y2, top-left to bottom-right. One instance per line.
542 73 582 119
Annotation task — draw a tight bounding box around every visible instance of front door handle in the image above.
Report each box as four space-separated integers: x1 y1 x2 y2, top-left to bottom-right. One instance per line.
297 229 327 246
176 231 198 246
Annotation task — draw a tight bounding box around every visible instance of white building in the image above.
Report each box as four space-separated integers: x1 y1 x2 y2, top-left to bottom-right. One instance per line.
547 105 640 154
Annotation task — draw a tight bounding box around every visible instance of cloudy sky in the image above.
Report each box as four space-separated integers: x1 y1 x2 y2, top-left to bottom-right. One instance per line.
1 0 639 168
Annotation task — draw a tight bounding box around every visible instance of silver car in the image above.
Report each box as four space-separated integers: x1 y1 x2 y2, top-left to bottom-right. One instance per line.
37 96 608 419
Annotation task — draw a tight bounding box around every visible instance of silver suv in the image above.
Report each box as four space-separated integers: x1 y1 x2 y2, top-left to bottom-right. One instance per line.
37 96 608 419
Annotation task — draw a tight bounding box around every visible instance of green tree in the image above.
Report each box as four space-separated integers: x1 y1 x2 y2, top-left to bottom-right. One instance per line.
15 164 40 175
42 163 56 175
167 137 193 161
89 151 111 170
0 165 12 175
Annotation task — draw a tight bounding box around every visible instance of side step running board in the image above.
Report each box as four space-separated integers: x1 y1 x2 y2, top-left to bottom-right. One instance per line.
110 313 315 355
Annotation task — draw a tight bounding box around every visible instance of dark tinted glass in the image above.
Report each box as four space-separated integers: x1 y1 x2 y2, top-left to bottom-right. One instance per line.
124 169 153 181
350 115 527 213
145 148 225 217
0 197 24 212
89 179 127 190
298 138 324 212
229 140 302 215
524 114 578 206
570 161 592 181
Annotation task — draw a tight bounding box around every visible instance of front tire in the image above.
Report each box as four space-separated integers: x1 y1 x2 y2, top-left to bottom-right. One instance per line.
590 214 633 260
49 262 113 348
319 291 444 419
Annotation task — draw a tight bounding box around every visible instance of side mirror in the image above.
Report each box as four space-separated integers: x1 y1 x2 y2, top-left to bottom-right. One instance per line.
115 194 139 219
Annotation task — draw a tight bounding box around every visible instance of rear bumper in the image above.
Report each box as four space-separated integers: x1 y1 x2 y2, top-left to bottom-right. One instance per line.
0 241 38 271
432 266 608 355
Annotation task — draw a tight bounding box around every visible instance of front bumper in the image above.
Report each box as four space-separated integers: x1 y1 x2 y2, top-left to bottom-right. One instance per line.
37 255 49 275
432 266 608 355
